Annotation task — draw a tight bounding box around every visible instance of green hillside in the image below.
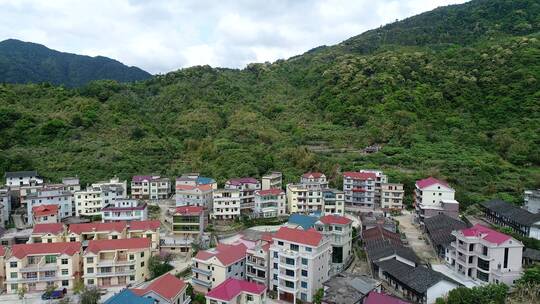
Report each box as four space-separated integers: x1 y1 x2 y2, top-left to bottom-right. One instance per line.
0 39 151 87
0 0 539 208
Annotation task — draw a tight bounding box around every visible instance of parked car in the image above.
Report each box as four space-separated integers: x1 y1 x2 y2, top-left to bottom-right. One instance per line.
41 290 65 300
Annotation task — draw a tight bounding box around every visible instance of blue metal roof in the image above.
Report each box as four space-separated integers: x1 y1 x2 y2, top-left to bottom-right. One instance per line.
196 176 215 185
104 289 153 304
288 214 319 230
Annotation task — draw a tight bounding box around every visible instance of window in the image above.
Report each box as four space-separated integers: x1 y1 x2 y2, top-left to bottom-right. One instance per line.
301 281 307 288
9 261 17 268
274 263 278 269
301 293 307 301
140 252 145 258
45 255 57 264
70 237 76 242
482 246 488 256
305 247 312 252
290 244 299 251
62 280 69 286
10 284 18 291
273 274 278 280
61 269 69 275
87 279 94 285
130 275 135 281
504 248 509 268
285 258 295 265
87 257 94 263
301 258 308 265
141 262 145 267
130 265 135 270
87 267 94 274
61 259 68 265
301 270 308 277
278 241 284 246
285 280 294 288
10 272 17 278
111 235 118 239
273 252 278 258
286 269 295 276
129 254 135 260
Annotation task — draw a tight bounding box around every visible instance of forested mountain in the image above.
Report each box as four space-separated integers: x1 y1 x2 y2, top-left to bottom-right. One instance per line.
0 0 539 208
0 39 151 87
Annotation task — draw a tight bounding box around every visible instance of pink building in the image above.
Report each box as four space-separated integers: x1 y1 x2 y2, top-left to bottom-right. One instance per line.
205 278 266 304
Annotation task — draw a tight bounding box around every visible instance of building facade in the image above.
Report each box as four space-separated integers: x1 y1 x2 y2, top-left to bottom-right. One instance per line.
414 177 458 224
101 199 148 222
480 199 540 240
286 183 323 214
83 238 152 288
524 189 540 214
172 206 207 240
225 178 261 213
75 184 125 217
262 172 282 191
212 189 241 220
31 204 60 224
26 187 74 224
322 189 345 215
359 170 388 204
254 189 286 218
175 184 214 208
206 278 266 304
315 215 353 273
381 183 405 210
4 171 43 188
132 175 171 200
269 227 331 303
5 242 81 293
0 187 11 227
246 239 271 287
300 172 328 189
447 224 523 285
343 172 376 208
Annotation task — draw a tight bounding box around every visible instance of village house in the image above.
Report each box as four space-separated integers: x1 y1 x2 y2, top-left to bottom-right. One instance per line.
4 170 43 188
131 175 171 200
300 172 328 189
83 238 152 288
67 221 128 245
381 183 405 210
359 170 388 205
414 177 459 225
480 199 540 240
212 189 241 221
0 187 10 227
131 273 190 304
75 183 126 217
446 224 524 285
524 189 540 214
269 227 331 303
175 184 214 208
206 278 266 304
172 206 207 240
343 171 376 209
322 189 345 215
254 188 287 218
225 177 261 213
5 242 82 294
127 220 161 251
246 238 271 287
286 183 323 214
25 185 74 224
28 223 65 243
101 199 148 222
315 215 353 273
192 243 248 293
261 172 282 190
31 204 60 224
176 173 217 189
424 214 467 258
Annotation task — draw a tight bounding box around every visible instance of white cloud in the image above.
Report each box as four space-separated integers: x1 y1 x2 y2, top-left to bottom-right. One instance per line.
0 0 468 74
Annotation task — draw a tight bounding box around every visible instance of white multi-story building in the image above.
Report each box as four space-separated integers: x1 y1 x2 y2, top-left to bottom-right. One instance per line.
414 177 458 224
176 173 217 189
270 227 331 304
446 224 523 285
175 184 214 207
212 189 241 220
381 183 405 210
0 187 11 227
300 172 328 189
322 189 345 215
254 189 286 218
192 243 247 293
315 215 353 273
225 178 261 213
101 199 148 222
524 189 540 214
262 172 282 191
246 238 272 287
75 184 125 217
286 183 323 214
26 187 74 225
4 170 43 188
359 170 387 204
343 172 376 208
61 177 81 192
131 175 171 200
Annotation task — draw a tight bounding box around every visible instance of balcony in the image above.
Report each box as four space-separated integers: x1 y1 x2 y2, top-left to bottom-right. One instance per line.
95 269 135 277
278 270 299 281
246 259 266 269
278 282 297 294
192 267 212 276
192 277 212 288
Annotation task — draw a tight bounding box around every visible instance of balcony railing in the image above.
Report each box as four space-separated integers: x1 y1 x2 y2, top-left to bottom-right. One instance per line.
192 277 212 288
192 267 212 276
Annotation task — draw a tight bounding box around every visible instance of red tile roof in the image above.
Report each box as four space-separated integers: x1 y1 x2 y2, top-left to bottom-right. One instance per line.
33 223 64 234
226 177 259 185
362 226 402 245
460 224 512 245
302 172 324 178
320 215 352 225
256 189 284 196
32 204 59 217
11 242 81 259
415 177 450 189
343 171 376 180
364 291 410 304
129 220 161 231
86 238 151 253
174 206 204 215
194 243 247 266
69 221 127 234
206 278 266 301
175 184 213 191
260 232 274 242
273 227 322 246
132 273 186 301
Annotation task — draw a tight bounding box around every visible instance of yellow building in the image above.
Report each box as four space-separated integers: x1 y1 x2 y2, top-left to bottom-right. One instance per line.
127 220 161 251
5 242 82 293
83 237 152 287
67 221 127 243
28 223 66 243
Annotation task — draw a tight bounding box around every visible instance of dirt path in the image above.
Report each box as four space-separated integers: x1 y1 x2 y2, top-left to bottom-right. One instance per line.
393 210 439 264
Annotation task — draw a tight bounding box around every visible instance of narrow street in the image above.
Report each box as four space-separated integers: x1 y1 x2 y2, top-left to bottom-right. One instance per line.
393 210 439 264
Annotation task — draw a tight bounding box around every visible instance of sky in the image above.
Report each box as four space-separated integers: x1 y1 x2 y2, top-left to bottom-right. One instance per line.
0 0 468 74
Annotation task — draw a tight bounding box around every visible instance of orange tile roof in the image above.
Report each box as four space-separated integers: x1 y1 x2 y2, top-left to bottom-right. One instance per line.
195 243 247 266
32 204 59 217
129 220 160 231
11 242 81 258
320 215 352 225
273 227 323 246
86 238 151 254
69 221 127 234
33 223 64 234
